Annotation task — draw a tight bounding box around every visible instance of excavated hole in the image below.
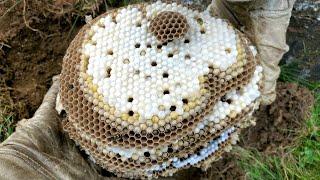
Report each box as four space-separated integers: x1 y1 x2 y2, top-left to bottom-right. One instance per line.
106 67 112 78
162 72 169 78
135 43 141 48
144 152 150 157
128 110 134 116
163 89 170 95
151 61 157 67
128 97 134 102
170 105 176 111
182 98 188 104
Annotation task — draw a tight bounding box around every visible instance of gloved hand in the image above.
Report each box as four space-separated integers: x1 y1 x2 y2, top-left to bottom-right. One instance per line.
0 76 102 179
211 0 296 105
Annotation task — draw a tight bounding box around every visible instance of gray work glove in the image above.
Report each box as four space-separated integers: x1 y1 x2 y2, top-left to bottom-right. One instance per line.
211 0 296 105
0 76 102 179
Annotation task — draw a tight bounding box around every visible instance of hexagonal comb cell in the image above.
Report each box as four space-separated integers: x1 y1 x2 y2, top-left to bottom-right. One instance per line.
58 1 263 179
149 11 189 43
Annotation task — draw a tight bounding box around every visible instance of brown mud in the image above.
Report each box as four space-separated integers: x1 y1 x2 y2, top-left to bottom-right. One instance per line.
0 0 318 179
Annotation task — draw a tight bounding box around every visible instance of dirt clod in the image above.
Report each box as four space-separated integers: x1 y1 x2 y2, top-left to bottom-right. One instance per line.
241 82 314 154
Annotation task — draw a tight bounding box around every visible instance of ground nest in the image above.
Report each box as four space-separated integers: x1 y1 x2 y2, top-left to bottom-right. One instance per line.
0 0 317 179
58 1 262 178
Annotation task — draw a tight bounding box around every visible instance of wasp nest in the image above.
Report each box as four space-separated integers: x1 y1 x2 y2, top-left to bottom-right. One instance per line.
58 1 262 179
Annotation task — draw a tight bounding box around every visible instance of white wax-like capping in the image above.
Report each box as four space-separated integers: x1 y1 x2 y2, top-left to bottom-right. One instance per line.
194 66 262 131
82 2 239 120
145 127 236 172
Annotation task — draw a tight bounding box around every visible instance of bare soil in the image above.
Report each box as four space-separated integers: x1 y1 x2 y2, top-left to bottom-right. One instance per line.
0 20 78 119
0 0 318 179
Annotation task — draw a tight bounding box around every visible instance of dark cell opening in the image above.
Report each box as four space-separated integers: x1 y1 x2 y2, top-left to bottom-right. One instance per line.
162 72 169 78
128 97 133 102
151 61 157 66
135 43 141 48
144 152 150 157
128 110 134 116
182 98 188 104
170 106 176 111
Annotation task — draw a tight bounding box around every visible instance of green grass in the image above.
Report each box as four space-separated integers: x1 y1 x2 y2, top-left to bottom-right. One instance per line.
236 71 320 180
279 62 320 90
0 111 15 142
236 147 286 180
0 82 15 142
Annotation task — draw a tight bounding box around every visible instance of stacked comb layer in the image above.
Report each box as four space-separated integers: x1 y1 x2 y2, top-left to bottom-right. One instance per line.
59 1 262 178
